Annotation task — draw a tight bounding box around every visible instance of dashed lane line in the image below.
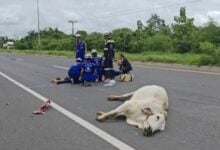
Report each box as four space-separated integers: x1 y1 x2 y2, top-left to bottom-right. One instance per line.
53 64 220 76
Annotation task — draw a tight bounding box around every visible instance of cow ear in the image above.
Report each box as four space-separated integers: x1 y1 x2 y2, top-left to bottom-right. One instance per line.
141 107 153 116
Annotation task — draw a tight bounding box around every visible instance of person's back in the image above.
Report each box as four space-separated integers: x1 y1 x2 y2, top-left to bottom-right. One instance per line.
81 54 97 85
82 62 95 75
92 56 102 67
68 58 82 83
68 62 82 78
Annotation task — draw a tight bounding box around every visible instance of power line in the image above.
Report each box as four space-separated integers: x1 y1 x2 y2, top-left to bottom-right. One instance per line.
83 0 200 21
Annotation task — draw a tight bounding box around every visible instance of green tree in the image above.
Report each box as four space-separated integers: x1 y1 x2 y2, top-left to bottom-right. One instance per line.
172 7 198 53
112 28 133 52
146 14 170 36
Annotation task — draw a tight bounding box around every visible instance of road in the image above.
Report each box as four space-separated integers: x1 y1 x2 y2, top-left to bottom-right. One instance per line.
0 53 220 150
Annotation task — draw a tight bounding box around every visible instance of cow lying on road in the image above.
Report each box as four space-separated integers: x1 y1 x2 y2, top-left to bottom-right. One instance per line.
96 85 168 136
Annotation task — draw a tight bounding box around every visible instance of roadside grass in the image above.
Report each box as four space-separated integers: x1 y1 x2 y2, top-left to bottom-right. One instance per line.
0 49 219 66
116 52 217 66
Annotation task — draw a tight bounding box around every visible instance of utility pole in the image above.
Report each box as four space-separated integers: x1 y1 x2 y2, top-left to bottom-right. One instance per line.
68 19 77 37
37 0 41 49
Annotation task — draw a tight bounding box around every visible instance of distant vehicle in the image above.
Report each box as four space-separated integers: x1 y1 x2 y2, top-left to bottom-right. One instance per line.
3 41 14 49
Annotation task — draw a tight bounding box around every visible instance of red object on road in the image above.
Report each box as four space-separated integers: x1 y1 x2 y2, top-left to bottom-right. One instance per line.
32 100 51 115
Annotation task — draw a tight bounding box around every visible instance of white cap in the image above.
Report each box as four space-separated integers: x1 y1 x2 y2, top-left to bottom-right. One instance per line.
75 34 81 38
76 57 82 62
91 49 97 53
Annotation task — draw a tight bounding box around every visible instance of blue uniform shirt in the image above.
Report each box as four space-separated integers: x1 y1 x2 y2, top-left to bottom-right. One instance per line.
81 61 96 82
75 40 86 60
68 62 82 78
92 56 102 68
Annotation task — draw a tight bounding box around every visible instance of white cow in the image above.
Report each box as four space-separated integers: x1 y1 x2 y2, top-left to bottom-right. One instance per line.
96 85 168 136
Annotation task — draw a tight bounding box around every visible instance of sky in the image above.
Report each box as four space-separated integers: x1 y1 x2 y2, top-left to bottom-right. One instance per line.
0 0 220 39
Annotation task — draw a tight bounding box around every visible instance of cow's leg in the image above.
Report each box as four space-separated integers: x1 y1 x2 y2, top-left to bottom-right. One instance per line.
96 101 130 122
107 92 134 101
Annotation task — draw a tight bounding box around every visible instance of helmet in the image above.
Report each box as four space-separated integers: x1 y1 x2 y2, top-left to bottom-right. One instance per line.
104 32 111 37
75 34 81 38
91 49 97 54
76 57 82 62
91 49 97 57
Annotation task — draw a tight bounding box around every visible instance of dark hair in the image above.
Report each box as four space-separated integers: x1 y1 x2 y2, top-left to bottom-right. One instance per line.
120 54 125 59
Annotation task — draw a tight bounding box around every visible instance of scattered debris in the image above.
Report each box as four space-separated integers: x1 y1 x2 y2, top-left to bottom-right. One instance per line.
32 100 51 115
10 58 23 61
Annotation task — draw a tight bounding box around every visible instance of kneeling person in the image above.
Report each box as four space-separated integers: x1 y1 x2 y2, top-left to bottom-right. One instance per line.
115 54 133 82
51 58 82 84
81 54 97 86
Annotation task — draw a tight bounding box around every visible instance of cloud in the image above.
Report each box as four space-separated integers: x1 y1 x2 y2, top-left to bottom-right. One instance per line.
0 5 23 25
207 11 220 17
0 0 220 38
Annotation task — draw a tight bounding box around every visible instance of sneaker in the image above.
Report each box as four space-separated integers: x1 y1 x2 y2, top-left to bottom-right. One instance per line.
104 82 112 87
109 80 116 85
104 80 116 87
70 78 74 84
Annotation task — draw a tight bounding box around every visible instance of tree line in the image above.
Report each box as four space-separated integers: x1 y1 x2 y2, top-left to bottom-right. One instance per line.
10 7 220 64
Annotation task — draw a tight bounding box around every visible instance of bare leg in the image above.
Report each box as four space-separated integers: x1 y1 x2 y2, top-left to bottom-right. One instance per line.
96 101 130 122
107 92 134 101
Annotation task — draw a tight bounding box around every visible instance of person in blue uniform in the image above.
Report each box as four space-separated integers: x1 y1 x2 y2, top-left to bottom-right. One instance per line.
91 49 103 82
103 32 116 86
51 58 82 84
74 34 87 61
81 54 97 86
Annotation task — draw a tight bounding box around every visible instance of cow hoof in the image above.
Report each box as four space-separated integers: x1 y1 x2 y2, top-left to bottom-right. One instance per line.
51 80 56 83
107 96 117 101
96 111 106 122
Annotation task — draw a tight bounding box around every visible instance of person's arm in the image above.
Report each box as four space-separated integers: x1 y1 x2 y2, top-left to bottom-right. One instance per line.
84 41 87 54
80 64 84 76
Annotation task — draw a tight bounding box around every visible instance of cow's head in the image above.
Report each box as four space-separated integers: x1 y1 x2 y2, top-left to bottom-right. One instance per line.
141 108 166 136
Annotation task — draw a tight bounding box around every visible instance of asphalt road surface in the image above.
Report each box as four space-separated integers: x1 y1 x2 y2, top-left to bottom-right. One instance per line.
0 53 220 150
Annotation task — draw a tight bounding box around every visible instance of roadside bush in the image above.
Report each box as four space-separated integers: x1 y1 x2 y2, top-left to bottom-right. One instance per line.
147 34 172 52
199 42 216 55
198 55 214 66
175 40 192 53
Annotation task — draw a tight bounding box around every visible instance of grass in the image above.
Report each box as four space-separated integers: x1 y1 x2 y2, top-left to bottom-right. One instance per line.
117 52 215 66
1 49 219 66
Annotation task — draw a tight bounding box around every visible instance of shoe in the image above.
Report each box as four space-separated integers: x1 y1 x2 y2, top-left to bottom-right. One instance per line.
110 80 116 86
70 78 74 84
104 82 112 87
104 80 116 87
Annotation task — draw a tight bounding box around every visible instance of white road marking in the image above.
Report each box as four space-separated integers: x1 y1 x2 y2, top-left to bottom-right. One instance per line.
54 64 220 76
0 71 135 150
53 65 68 70
133 64 220 76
